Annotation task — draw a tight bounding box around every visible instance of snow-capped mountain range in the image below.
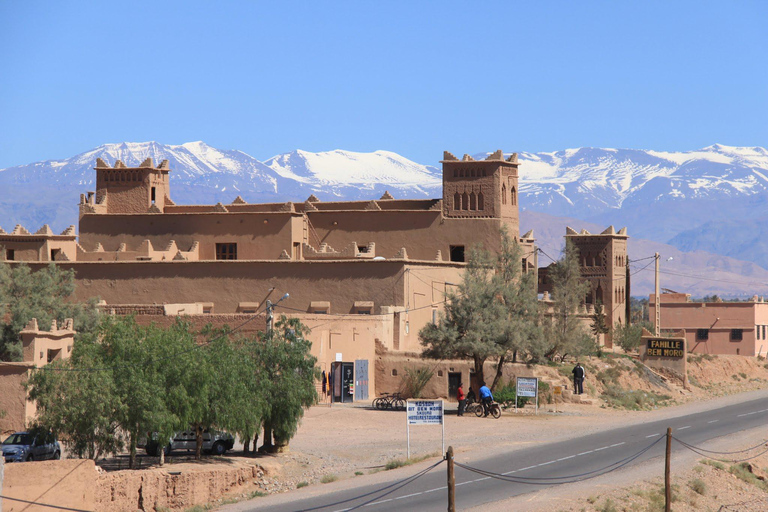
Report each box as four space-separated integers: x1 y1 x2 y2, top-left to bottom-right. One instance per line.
2 141 768 295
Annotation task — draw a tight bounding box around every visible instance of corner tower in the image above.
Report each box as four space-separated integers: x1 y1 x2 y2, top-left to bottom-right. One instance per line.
441 150 520 237
566 226 629 348
84 158 172 215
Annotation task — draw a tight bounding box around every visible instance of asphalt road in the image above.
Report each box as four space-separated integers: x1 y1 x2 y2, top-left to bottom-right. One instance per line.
239 395 768 512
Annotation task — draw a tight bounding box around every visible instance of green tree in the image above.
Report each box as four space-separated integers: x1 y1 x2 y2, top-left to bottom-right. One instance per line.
420 245 505 388
256 316 318 453
0 262 100 361
546 240 594 360
590 301 610 343
613 320 653 353
490 230 541 387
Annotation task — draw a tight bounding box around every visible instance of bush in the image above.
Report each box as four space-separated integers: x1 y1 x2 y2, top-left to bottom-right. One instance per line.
494 383 529 408
613 321 652 353
401 366 434 399
297 481 309 488
601 388 671 410
689 478 706 495
321 474 338 484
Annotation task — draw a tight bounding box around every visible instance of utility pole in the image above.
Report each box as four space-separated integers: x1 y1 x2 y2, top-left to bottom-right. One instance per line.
655 253 661 336
266 292 290 332
665 427 672 512
446 446 455 512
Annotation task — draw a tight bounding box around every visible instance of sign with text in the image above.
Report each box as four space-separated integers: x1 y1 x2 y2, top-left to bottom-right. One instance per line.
516 377 538 398
406 400 444 425
646 338 685 358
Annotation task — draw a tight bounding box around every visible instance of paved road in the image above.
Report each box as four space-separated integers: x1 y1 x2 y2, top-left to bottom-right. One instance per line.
239 395 768 511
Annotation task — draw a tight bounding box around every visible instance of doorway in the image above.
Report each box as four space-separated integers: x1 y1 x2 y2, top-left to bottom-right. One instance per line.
448 372 462 401
332 362 355 403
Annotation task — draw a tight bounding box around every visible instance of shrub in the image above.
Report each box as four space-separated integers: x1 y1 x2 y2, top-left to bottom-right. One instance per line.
601 388 671 410
494 383 529 408
401 367 434 399
702 459 725 470
689 478 706 495
321 474 338 484
729 463 768 491
297 481 309 488
739 372 748 379
598 498 618 512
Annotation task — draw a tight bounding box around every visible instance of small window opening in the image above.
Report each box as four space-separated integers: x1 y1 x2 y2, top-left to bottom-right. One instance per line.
215 243 237 260
50 249 61 261
449 245 465 262
437 370 444 377
391 369 398 377
696 329 709 341
6 249 14 261
151 187 156 203
731 329 743 342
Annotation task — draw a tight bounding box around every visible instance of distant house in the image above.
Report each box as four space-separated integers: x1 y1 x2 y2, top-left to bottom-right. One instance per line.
650 293 768 356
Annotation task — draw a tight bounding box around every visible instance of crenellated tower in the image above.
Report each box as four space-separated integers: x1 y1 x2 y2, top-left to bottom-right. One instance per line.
441 150 520 237
80 158 172 216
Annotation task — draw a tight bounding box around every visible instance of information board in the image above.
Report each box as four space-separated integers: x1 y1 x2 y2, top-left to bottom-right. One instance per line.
516 377 538 398
646 339 685 358
406 400 444 425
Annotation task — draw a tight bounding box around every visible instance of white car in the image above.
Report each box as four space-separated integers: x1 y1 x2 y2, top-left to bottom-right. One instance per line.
144 429 235 456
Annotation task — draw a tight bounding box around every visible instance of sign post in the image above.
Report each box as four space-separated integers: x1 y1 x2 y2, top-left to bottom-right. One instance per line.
516 377 539 415
553 385 563 413
406 399 445 459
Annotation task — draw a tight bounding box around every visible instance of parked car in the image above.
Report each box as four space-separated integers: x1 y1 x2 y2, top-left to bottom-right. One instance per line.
145 429 235 456
2 431 61 462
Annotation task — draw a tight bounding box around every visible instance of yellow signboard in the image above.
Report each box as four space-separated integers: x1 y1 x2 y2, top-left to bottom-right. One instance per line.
553 386 563 395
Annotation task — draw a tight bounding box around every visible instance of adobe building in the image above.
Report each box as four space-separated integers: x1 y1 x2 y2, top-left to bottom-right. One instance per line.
1 150 538 401
537 226 629 347
650 293 768 356
0 318 75 434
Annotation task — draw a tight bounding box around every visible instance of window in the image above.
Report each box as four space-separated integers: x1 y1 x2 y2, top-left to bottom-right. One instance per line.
6 249 14 261
50 249 61 261
151 187 156 203
449 245 465 262
731 329 743 342
215 243 237 260
696 329 709 341
391 369 398 377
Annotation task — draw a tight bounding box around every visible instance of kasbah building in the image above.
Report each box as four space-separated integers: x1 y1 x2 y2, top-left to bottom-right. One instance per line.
1 149 637 419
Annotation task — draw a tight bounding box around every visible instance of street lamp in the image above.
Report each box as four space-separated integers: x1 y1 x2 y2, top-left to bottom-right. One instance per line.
266 292 290 332
654 254 673 336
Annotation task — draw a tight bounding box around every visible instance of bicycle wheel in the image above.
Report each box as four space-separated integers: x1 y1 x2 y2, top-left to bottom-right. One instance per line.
394 399 406 411
491 404 501 419
474 404 484 417
373 398 383 410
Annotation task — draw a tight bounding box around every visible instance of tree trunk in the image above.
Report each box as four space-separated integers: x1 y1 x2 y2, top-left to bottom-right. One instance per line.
129 427 138 470
195 425 203 460
512 350 518 364
260 420 274 453
472 356 486 390
243 437 250 454
159 444 165 466
490 354 507 391
253 431 259 453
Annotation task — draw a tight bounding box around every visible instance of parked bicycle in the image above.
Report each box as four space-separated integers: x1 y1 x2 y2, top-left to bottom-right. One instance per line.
372 392 406 411
474 400 502 419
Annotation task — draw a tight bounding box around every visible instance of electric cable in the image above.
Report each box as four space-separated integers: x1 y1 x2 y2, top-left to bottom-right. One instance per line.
669 437 768 455
0 495 92 512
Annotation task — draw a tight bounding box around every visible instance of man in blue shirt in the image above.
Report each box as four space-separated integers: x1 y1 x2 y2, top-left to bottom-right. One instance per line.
478 382 493 417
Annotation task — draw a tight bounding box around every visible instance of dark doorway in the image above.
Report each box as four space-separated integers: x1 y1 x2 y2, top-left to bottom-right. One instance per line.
332 362 355 403
448 372 461 401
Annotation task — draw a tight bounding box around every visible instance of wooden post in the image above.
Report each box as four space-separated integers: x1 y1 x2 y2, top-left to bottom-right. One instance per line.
447 446 455 512
1 452 4 511
665 427 672 512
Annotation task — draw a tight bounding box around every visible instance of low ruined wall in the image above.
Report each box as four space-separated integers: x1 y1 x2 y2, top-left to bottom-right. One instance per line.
95 461 268 512
2 459 96 512
2 459 270 512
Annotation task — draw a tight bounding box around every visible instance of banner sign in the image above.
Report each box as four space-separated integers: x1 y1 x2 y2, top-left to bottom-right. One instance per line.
516 377 538 398
646 339 685 358
407 400 444 425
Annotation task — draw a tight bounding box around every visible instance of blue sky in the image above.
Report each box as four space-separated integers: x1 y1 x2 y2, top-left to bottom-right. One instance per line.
0 1 765 168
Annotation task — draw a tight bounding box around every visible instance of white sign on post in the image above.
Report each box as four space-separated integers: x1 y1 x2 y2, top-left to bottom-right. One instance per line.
406 400 444 459
516 377 539 414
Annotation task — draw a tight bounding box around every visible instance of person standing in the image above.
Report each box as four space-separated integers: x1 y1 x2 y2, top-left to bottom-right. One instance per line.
572 362 585 395
457 382 466 417
478 382 493 417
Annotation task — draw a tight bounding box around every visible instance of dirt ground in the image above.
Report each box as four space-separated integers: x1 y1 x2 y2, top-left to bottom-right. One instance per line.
207 354 768 510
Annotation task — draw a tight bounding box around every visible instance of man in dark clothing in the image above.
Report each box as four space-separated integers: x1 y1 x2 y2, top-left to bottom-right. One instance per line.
478 382 493 417
572 363 585 395
457 382 466 416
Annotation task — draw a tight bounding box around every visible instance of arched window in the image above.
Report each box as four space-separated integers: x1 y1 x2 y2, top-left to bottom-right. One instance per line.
477 191 484 210
595 284 603 304
502 184 507 205
454 192 461 210
469 192 476 210
462 192 469 210
510 186 517 205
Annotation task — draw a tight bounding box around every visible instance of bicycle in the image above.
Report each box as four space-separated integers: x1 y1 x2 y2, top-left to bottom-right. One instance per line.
474 400 502 419
372 392 406 411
